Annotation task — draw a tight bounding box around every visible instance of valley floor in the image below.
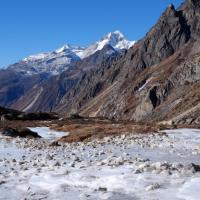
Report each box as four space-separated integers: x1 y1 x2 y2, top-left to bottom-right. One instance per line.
0 126 200 200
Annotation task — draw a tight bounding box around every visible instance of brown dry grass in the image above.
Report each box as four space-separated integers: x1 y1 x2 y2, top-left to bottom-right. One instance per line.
49 118 162 143
53 117 200 143
1 117 199 143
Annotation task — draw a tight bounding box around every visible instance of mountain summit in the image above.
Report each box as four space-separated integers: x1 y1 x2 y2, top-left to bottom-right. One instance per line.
8 31 135 76
76 31 135 59
101 30 135 50
54 30 135 59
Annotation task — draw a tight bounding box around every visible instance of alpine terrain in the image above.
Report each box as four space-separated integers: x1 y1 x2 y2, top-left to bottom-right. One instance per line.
1 1 200 200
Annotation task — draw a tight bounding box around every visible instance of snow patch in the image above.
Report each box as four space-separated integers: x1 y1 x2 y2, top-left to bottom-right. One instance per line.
23 53 51 62
178 178 200 200
29 127 69 140
138 78 153 92
23 88 43 112
55 44 72 53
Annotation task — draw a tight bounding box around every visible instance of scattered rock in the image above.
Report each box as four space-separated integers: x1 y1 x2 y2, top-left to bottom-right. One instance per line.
187 163 200 172
0 180 6 185
146 183 160 191
50 141 61 146
98 187 107 192
54 161 61 167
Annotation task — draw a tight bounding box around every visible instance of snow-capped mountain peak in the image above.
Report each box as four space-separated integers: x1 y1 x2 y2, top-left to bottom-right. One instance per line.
103 30 125 42
10 31 135 76
100 30 135 49
23 52 51 62
77 30 135 59
55 44 85 55
55 44 72 53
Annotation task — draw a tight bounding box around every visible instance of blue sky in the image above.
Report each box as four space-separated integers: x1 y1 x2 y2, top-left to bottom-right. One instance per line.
0 0 183 68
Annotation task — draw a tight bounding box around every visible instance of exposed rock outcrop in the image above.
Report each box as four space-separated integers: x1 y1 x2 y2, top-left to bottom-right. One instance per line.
1 127 41 138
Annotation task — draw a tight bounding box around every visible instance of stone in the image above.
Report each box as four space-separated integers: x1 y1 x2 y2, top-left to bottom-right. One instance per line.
188 163 200 172
54 161 61 166
146 184 160 191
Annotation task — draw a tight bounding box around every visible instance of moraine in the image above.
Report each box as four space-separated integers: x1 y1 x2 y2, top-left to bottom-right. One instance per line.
0 128 200 200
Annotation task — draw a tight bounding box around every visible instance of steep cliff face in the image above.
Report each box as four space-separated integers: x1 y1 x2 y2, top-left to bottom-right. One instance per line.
123 3 191 72
180 0 200 36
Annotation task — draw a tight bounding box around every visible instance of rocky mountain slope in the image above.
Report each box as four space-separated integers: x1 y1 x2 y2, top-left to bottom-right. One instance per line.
73 0 200 125
79 0 200 125
11 44 123 112
27 0 200 125
0 69 48 108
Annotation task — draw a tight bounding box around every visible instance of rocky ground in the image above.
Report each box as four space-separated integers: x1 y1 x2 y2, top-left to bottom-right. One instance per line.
0 127 200 200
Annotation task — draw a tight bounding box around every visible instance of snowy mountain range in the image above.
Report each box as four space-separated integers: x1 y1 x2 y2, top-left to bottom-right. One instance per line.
8 31 135 76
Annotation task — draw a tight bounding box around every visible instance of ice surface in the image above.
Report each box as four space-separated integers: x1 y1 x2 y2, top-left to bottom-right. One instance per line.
178 177 200 200
0 128 200 199
29 127 69 140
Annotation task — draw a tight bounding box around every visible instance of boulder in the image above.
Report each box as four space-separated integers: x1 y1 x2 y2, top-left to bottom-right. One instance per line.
190 163 200 172
1 128 41 138
1 128 19 137
70 113 83 119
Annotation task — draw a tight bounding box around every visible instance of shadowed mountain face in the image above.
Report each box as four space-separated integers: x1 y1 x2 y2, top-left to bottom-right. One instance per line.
2 0 200 125
11 45 123 112
0 69 49 108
